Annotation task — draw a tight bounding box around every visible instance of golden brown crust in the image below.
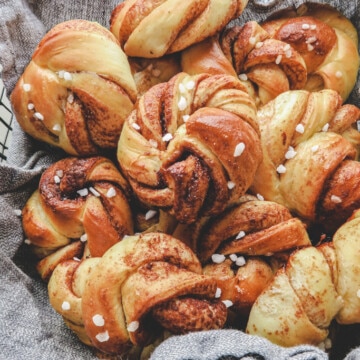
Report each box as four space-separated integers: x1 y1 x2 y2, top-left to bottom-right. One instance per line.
22 156 134 279
110 0 249 58
318 160 360 233
246 246 343 347
181 36 238 78
219 4 359 105
246 209 360 346
75 233 226 354
190 197 311 263
203 257 274 316
117 72 262 224
11 19 137 156
250 89 360 230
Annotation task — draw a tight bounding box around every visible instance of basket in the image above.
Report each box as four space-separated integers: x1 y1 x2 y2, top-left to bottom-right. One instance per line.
0 66 13 162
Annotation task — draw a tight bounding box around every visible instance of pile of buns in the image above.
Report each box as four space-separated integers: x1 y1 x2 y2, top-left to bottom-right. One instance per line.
11 0 360 358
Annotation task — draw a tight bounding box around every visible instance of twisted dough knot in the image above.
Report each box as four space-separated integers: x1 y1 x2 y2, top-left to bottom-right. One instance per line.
110 0 248 58
117 72 262 224
11 20 137 156
22 156 134 280
220 3 359 105
172 195 310 315
250 89 360 232
48 233 227 355
247 208 360 347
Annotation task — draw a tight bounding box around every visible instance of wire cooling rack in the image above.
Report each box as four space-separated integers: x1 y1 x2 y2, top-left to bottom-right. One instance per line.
0 68 13 162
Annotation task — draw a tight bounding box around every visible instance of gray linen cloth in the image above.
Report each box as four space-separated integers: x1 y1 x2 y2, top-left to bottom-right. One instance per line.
0 0 359 359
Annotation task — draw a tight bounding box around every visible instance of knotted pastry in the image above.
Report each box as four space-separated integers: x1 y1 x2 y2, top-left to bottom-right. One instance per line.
110 0 249 58
250 89 360 233
190 195 311 263
117 72 262 224
48 232 227 356
22 156 134 280
11 19 137 156
219 3 359 105
246 207 360 348
170 195 311 316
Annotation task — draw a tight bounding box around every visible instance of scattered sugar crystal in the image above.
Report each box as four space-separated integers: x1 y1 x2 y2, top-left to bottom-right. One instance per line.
295 124 305 133
236 256 246 267
77 188 89 197
61 301 71 311
275 54 282 64
89 187 100 197
127 321 139 332
238 73 248 81
212 254 226 264
132 122 141 130
322 123 329 132
276 164 286 174
27 103 35 110
283 44 291 51
233 142 245 157
215 288 222 298
302 23 310 30
179 83 186 93
92 314 105 327
311 145 319 152
307 36 317 44
330 195 342 203
182 114 190 122
95 331 109 342
80 233 88 242
23 84 31 92
185 80 195 90
178 96 187 111
236 230 246 239
34 112 44 121
63 71 72 81
307 44 314 51
145 209 157 220
162 133 173 142
52 124 61 132
285 146 297 159
229 254 238 262
227 181 236 190
67 93 74 104
222 300 233 308
106 187 116 198
56 170 63 178
24 239 31 245
54 175 61 184
256 193 264 201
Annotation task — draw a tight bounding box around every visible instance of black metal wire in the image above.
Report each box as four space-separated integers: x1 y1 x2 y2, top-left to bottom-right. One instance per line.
0 84 13 162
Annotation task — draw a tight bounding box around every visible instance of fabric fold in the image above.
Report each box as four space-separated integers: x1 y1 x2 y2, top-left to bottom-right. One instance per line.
0 0 359 359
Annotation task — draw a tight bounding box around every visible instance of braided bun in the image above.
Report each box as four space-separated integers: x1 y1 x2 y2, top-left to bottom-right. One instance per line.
11 20 137 156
